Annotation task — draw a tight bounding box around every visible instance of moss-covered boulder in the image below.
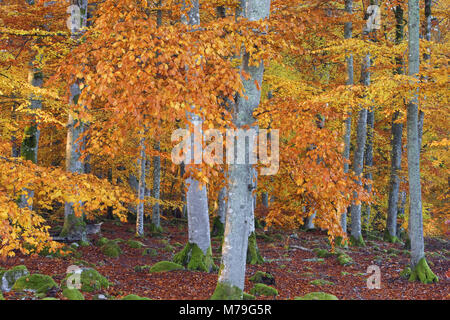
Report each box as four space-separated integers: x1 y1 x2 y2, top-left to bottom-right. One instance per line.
309 279 335 286
1 265 29 292
243 292 256 300
247 232 264 265
41 297 59 300
142 248 158 257
12 274 58 294
149 261 184 273
63 288 84 300
295 292 338 300
249 283 278 297
249 271 275 285
173 243 215 272
62 268 110 292
127 240 145 249
97 237 109 246
121 294 151 300
101 240 122 258
210 282 243 300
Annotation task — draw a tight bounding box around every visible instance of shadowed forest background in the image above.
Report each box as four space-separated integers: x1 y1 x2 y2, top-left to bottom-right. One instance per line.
0 0 448 300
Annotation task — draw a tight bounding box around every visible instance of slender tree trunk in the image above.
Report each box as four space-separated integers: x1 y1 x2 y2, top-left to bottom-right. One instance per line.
341 0 353 234
173 1 214 272
247 167 263 264
363 107 374 229
350 52 370 247
385 5 404 243
151 142 161 230
406 0 438 284
212 0 271 299
60 0 89 240
136 135 146 237
18 62 43 210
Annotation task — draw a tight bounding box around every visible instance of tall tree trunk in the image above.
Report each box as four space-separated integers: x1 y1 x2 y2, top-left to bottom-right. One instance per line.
406 0 438 284
212 0 271 299
151 142 161 230
350 52 370 247
385 5 404 243
136 134 146 237
18 61 43 210
247 167 263 264
341 0 353 235
60 0 89 240
363 107 374 230
173 1 214 273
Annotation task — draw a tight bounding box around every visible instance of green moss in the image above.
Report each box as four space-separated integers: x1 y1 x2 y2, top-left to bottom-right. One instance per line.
41 297 59 300
336 252 353 266
350 234 366 247
309 279 335 286
13 274 57 294
247 232 264 265
63 288 84 300
249 283 278 297
249 271 275 284
211 216 225 237
256 232 274 242
0 291 4 300
101 240 122 258
79 240 90 247
243 292 256 300
62 268 110 293
60 213 86 239
300 272 316 278
142 248 158 257
295 292 338 300
210 282 243 300
149 261 184 273
147 223 163 235
126 239 145 249
97 237 109 246
409 257 439 284
121 294 151 300
383 230 401 243
2 265 29 291
313 248 334 258
400 266 411 279
134 265 151 272
173 242 215 272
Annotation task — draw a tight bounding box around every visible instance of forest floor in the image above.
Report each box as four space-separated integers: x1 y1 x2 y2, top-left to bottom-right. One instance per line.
1 217 449 300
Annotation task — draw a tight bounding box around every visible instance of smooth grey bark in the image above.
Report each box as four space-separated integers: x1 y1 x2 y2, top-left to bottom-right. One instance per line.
218 186 227 224
341 0 353 234
406 0 425 268
61 0 90 240
363 107 374 228
136 135 146 236
386 5 404 241
180 162 187 218
305 212 316 230
182 1 212 257
215 0 271 297
18 62 43 210
152 142 161 228
350 53 370 245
